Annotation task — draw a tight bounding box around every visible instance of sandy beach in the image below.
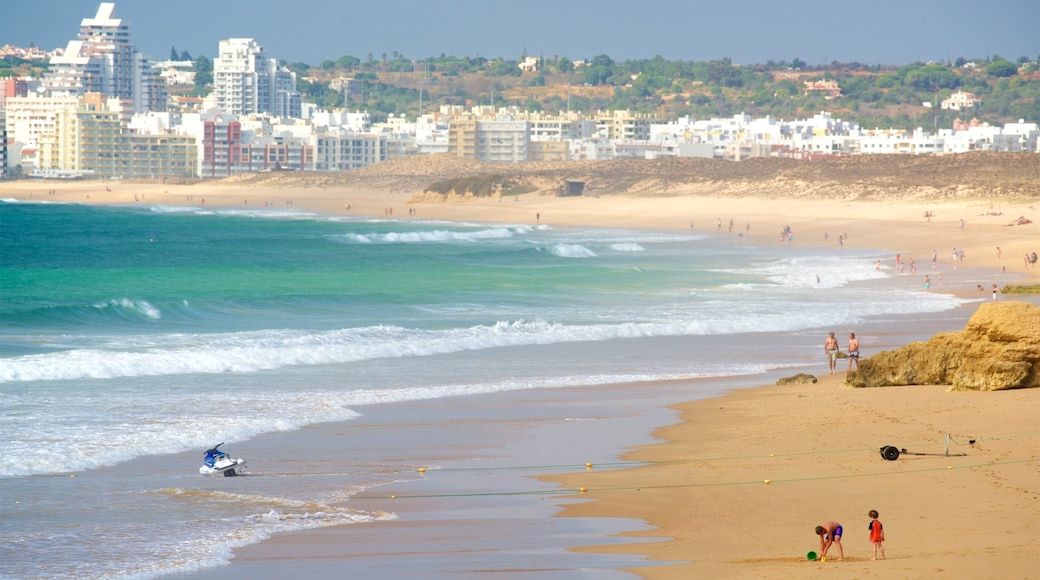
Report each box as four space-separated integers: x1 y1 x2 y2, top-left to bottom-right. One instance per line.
3 156 1038 578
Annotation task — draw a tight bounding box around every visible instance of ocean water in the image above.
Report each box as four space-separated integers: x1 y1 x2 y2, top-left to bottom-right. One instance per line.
0 199 970 578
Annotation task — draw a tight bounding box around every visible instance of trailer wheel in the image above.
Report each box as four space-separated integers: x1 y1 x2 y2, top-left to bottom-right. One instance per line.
880 445 900 461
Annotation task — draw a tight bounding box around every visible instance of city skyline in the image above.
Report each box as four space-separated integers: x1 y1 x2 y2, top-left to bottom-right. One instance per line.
2 0 1038 68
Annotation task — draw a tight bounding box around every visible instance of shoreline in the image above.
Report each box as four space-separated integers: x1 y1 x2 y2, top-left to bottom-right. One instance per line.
3 178 1038 577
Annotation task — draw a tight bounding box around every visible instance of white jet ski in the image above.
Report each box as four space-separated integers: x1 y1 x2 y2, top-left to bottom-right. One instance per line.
199 443 247 476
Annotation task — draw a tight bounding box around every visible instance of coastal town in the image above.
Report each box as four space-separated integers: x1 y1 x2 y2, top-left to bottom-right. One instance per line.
1 2 1037 181
2 3 1039 579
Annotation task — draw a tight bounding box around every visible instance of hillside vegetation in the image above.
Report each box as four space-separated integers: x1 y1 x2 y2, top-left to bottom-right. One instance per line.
5 51 1037 130
287 53 1040 130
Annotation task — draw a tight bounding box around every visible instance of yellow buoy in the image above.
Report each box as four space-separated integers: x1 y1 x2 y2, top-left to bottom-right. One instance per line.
585 462 593 470
763 479 771 484
579 487 587 494
418 467 426 473
390 495 397 499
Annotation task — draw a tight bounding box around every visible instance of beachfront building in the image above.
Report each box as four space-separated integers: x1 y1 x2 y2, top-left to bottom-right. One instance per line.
190 109 312 177
0 108 7 178
41 3 166 113
528 140 570 161
448 118 529 162
37 93 196 178
524 112 595 142
196 109 245 178
213 38 301 118
594 109 660 141
569 137 615 160
311 129 386 171
3 96 80 159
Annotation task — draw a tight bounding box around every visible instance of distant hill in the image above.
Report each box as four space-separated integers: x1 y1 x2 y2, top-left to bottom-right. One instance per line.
292 55 1040 130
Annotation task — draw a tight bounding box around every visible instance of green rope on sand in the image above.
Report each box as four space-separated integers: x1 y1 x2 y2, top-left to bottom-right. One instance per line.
393 433 1040 475
355 458 1036 500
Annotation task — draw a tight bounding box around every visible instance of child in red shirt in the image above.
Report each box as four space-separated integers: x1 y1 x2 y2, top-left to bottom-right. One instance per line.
868 509 885 560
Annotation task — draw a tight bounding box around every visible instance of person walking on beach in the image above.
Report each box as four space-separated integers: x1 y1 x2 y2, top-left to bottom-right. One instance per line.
847 333 860 371
868 510 885 560
815 521 845 560
825 332 840 374
992 284 999 302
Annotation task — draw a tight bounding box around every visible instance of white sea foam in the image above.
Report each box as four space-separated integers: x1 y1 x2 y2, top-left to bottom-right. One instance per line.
546 243 597 258
92 298 162 320
332 226 519 244
609 243 646 252
70 489 396 579
148 205 315 220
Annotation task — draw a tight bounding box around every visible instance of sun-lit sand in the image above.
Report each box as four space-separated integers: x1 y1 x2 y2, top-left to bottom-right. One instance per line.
4 169 1037 577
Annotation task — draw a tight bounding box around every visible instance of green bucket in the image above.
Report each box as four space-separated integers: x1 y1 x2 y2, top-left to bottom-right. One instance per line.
807 551 818 561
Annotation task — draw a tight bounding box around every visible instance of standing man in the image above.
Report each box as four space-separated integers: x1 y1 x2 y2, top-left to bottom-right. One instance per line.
825 332 840 375
848 333 860 371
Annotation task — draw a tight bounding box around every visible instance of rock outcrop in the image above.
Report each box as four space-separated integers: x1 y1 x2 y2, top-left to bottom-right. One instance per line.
776 373 818 385
847 302 1040 390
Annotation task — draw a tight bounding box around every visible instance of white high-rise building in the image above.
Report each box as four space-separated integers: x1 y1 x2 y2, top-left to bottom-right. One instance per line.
214 38 300 118
41 3 165 113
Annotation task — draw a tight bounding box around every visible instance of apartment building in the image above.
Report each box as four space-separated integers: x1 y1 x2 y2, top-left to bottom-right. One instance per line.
1 78 30 106
3 95 80 149
38 93 196 178
214 38 300 118
199 110 245 178
594 109 660 141
197 109 311 177
1 108 7 178
39 93 121 174
448 119 529 162
529 140 569 161
312 130 386 171
41 3 166 113
447 118 478 159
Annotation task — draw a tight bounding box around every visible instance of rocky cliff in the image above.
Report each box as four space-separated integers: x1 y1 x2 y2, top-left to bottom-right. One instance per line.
847 301 1040 390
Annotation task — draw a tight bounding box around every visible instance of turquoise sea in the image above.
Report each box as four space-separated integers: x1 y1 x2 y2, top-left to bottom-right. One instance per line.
0 199 973 578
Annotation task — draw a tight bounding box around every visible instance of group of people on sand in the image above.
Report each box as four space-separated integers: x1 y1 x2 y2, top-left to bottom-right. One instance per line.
824 331 859 374
815 510 886 561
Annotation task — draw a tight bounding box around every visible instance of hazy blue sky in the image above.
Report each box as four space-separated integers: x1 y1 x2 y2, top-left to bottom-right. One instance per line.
2 0 1037 66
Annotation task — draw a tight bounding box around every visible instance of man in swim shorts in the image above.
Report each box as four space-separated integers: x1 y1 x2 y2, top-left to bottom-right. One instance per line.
847 333 860 371
815 521 845 560
825 332 840 374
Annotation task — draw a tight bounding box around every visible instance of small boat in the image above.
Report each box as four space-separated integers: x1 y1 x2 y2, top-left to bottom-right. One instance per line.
199 443 247 476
